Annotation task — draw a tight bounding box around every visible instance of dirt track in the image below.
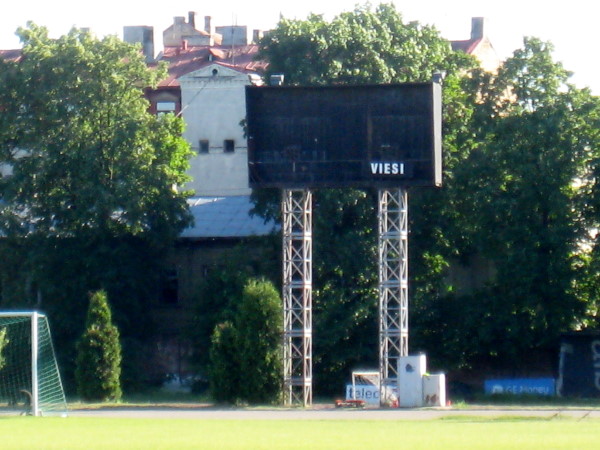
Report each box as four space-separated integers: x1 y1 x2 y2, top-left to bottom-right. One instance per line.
66 405 600 420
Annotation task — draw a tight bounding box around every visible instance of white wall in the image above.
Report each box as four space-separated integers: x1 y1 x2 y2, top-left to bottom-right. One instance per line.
179 65 252 196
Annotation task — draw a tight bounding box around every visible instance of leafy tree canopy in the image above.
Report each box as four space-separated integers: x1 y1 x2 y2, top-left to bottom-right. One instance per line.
259 3 473 86
411 37 600 370
0 23 194 390
0 23 193 240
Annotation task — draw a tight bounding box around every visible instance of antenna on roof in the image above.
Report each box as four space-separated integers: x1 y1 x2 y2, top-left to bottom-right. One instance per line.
231 13 237 65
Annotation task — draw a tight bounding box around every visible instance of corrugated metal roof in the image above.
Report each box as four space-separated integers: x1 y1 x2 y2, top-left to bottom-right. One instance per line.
181 195 277 238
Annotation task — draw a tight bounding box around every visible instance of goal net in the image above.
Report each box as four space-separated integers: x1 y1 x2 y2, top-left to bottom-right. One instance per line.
0 312 68 416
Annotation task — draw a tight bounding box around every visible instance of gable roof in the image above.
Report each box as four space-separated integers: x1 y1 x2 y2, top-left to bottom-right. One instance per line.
451 38 483 54
157 44 267 88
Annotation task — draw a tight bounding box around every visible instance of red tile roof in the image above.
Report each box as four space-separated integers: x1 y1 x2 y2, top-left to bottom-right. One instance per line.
157 44 267 87
0 49 22 62
1 35 482 89
451 38 482 54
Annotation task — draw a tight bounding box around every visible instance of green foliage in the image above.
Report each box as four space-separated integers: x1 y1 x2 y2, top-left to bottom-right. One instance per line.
412 38 600 369
75 290 122 402
0 23 192 239
208 322 239 404
236 279 283 403
0 23 193 390
187 237 280 372
259 3 473 86
208 278 282 404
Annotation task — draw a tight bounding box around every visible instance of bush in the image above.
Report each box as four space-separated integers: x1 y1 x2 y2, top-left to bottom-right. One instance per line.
75 290 122 401
208 322 240 403
208 278 282 404
237 278 283 404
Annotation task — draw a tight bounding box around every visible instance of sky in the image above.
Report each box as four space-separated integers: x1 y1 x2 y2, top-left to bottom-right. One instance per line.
1 0 597 93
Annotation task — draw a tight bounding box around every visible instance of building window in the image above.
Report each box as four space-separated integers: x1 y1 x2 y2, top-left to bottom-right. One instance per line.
160 268 179 305
199 140 209 154
156 101 176 116
224 139 235 153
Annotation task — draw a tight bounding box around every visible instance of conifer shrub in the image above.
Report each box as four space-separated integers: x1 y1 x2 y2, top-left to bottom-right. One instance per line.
208 278 282 404
75 290 122 401
236 278 283 404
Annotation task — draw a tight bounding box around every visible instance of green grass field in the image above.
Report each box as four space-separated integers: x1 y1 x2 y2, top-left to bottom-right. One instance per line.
0 416 598 449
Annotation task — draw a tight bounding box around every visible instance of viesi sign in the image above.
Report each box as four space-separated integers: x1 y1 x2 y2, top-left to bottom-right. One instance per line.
370 162 405 176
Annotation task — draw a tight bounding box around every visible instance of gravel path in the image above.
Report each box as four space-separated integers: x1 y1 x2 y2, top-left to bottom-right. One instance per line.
66 405 600 420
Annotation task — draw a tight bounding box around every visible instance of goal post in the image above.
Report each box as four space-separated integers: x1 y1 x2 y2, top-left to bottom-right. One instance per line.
0 311 68 416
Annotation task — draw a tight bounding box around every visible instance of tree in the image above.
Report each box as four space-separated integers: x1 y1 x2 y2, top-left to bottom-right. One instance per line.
208 278 282 404
0 23 192 240
0 23 193 388
411 38 600 370
259 3 470 86
256 3 476 394
75 290 122 401
236 278 282 404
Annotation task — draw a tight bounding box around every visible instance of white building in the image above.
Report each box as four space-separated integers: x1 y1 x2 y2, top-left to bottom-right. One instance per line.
125 13 266 198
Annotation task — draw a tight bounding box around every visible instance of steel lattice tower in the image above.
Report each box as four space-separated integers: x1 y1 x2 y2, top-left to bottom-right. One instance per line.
378 188 409 397
282 189 313 406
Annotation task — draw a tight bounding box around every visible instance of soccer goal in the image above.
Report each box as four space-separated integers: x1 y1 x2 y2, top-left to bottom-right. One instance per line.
0 312 68 416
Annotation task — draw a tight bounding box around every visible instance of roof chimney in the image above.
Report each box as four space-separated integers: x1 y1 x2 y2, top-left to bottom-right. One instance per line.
471 17 485 41
123 25 155 63
252 29 264 44
204 16 213 34
188 11 197 29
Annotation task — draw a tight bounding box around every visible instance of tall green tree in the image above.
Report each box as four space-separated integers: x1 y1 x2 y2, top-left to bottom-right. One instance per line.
75 290 122 401
0 24 193 388
0 23 192 239
256 3 476 394
411 38 600 370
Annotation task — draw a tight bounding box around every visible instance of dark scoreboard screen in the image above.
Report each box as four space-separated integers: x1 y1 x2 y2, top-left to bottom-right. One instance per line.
245 82 442 189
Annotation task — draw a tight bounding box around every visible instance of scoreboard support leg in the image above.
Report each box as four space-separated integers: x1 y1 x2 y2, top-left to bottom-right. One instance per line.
378 188 409 405
282 189 313 406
